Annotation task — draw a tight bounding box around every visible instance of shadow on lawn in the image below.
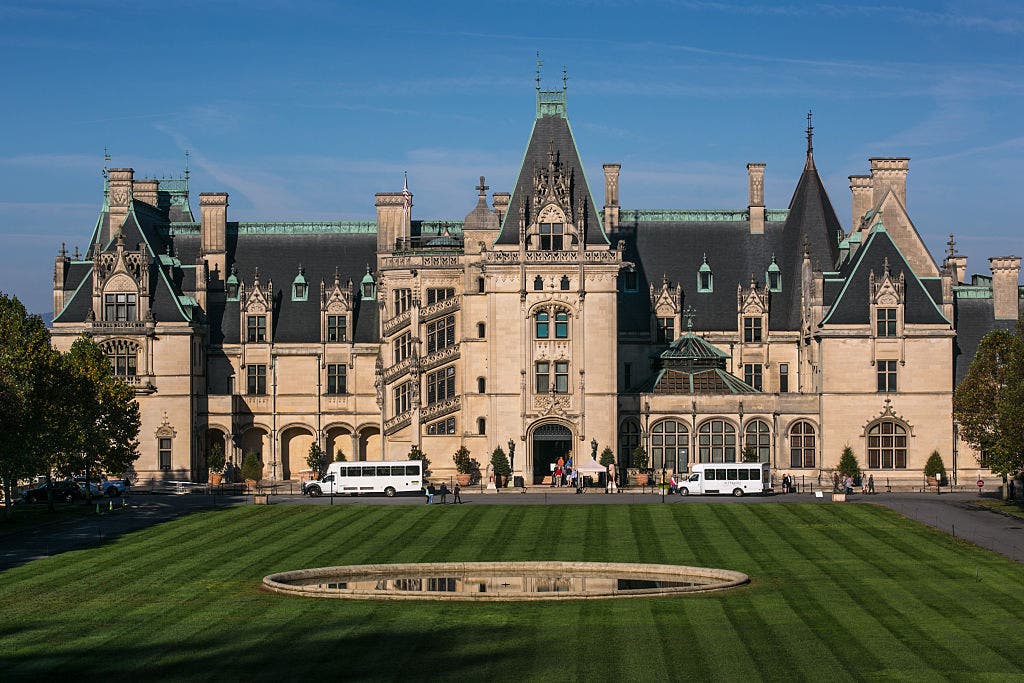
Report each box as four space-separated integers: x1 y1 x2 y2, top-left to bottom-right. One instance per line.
2 616 509 679
0 496 246 572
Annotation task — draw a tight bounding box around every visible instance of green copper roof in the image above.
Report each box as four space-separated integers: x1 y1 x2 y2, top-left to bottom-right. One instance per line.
617 209 789 223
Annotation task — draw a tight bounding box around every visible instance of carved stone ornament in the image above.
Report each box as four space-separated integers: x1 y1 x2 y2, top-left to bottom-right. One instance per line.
155 412 176 439
534 394 571 416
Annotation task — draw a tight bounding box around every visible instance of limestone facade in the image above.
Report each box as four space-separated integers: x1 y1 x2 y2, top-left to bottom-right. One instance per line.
49 88 1020 488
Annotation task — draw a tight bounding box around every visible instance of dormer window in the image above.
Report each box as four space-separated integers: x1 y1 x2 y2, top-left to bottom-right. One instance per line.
360 268 376 300
622 269 639 293
540 222 564 250
247 315 267 343
226 267 240 301
292 268 308 301
326 315 347 342
697 255 713 293
876 308 897 337
766 258 781 293
104 293 137 322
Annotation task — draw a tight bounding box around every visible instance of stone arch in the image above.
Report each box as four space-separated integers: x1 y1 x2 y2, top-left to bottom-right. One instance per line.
240 426 269 467
529 419 576 484
618 417 641 466
695 417 739 464
280 424 316 480
202 427 228 483
357 425 381 461
324 422 355 462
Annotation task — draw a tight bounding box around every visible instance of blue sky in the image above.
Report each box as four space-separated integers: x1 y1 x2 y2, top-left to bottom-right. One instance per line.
2 0 1023 314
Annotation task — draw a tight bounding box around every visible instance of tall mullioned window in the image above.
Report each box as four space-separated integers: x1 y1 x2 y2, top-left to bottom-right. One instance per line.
535 312 550 339
535 361 550 393
554 312 569 339
779 363 789 393
426 366 456 405
426 288 455 306
393 289 412 315
246 364 266 395
540 222 564 250
326 315 347 342
876 308 897 337
554 361 569 394
394 332 412 364
867 419 907 469
651 420 689 472
394 381 411 415
877 361 897 392
743 363 763 391
246 315 267 343
744 317 762 343
697 420 737 463
326 364 346 395
104 293 137 322
657 317 675 344
789 422 816 468
426 315 456 354
158 438 172 471
105 342 138 378
744 420 771 463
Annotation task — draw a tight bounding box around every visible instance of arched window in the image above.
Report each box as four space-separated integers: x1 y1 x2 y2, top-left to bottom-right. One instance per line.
477 417 486 435
554 311 569 339
533 275 544 291
743 420 771 463
535 311 550 338
477 377 486 394
477 322 486 338
651 420 689 472
867 419 908 469
560 275 570 291
789 421 816 468
102 339 139 378
619 420 640 466
697 419 737 463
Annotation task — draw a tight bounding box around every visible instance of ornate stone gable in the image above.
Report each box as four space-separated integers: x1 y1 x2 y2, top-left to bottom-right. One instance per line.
869 257 905 306
321 268 353 314
737 274 769 316
650 274 681 318
241 268 272 315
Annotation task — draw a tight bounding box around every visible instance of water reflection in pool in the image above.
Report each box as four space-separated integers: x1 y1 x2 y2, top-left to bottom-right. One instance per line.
265 562 748 601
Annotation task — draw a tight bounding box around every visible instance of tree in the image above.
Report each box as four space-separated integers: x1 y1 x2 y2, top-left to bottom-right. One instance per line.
599 446 615 468
409 444 431 479
333 449 347 462
241 451 262 485
452 446 480 480
631 445 649 471
837 445 860 479
742 444 758 463
305 443 328 479
954 326 1024 498
58 336 141 496
924 451 947 485
490 446 511 484
0 293 58 519
206 442 226 475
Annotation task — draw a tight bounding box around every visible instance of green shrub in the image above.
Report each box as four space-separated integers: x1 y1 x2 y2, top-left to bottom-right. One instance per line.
924 451 946 481
631 445 648 470
409 444 431 479
837 445 860 478
453 446 481 477
490 447 511 478
206 442 226 474
599 446 615 468
241 451 263 482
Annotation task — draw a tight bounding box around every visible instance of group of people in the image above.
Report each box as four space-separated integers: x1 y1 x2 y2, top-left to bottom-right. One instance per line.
424 482 462 504
829 472 875 495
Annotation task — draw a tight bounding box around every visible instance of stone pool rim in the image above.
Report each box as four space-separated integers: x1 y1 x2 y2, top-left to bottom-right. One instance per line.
262 561 749 601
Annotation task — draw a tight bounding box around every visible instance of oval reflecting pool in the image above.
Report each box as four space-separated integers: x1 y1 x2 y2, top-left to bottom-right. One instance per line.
264 562 749 601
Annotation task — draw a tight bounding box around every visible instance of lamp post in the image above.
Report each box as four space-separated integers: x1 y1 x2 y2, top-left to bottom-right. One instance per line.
661 466 666 503
590 438 597 492
508 439 516 487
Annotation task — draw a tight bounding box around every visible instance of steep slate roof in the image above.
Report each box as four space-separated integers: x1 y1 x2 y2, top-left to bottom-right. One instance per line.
496 110 607 246
173 230 379 345
821 223 948 327
616 219 788 333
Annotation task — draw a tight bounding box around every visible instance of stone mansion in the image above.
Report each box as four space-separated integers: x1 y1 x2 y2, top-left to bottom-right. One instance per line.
50 85 1020 487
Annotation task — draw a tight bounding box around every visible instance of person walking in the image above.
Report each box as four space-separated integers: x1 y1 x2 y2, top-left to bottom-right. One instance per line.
453 483 462 504
425 483 435 505
868 474 875 494
439 482 449 504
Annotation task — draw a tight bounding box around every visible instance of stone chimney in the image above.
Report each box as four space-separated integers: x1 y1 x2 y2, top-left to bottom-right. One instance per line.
947 255 967 285
603 163 621 232
849 174 872 231
989 256 1021 320
869 158 909 207
375 192 411 254
53 244 68 315
747 163 765 235
200 192 228 281
133 179 159 208
492 192 510 223
107 168 134 241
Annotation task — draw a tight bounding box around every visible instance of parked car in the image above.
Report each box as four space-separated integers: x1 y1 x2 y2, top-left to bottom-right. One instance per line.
22 480 83 503
74 475 129 497
72 477 105 498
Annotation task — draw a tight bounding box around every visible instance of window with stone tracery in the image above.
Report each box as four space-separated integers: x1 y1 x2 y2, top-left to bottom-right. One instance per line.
104 293 137 322
102 339 139 378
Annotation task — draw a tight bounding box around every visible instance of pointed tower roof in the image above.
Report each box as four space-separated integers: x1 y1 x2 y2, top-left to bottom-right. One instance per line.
495 76 607 245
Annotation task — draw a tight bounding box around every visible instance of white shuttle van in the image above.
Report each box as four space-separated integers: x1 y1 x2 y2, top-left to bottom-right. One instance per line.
678 462 771 497
303 461 423 497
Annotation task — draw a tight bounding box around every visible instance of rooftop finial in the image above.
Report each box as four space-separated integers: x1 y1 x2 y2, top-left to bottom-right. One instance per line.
184 149 191 180
476 175 488 198
806 110 814 156
562 65 567 92
403 170 409 193
946 233 958 259
535 51 543 91
682 304 696 331
102 147 111 179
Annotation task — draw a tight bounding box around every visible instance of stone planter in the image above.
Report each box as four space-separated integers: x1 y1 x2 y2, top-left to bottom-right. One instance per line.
456 474 472 487
253 494 269 505
245 478 258 492
833 493 846 502
209 472 223 486
636 473 650 487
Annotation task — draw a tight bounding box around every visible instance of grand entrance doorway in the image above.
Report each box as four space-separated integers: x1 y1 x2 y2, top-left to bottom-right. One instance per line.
532 423 573 484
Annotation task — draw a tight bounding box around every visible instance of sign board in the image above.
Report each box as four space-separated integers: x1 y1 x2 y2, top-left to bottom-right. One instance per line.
977 479 985 488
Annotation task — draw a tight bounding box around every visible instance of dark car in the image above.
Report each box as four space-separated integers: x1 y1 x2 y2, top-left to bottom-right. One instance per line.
22 480 83 504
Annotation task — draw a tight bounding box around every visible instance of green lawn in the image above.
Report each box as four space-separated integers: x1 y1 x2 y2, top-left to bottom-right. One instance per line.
2 503 1023 680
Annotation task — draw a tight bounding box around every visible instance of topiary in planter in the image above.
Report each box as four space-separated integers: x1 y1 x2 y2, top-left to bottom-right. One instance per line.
241 451 263 490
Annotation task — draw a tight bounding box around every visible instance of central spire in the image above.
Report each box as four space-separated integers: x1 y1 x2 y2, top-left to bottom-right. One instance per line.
805 110 815 170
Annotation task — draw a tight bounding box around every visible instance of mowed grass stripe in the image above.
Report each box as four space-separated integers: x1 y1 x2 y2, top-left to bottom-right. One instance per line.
4 503 1024 679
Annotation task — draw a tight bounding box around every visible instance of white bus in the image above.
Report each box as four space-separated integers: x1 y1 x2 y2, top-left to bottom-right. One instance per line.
678 463 771 497
303 461 423 498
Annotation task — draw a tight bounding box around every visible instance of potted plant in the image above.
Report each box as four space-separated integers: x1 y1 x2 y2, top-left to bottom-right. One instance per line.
453 446 480 486
632 445 649 486
924 450 947 488
490 446 511 490
206 442 226 486
241 451 262 492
